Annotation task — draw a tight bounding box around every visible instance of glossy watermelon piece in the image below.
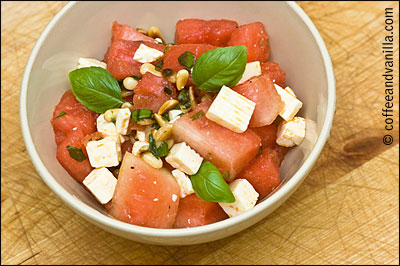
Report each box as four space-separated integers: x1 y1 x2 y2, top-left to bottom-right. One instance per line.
104 40 165 81
109 152 180 228
175 19 238 46
111 21 157 43
133 72 177 112
51 90 97 182
174 194 228 228
227 22 270 62
172 99 261 181
233 74 283 128
261 62 286 87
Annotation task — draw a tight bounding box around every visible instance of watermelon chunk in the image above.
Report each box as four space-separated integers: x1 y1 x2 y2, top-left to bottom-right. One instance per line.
104 40 165 81
233 74 283 128
109 152 180 228
174 194 228 228
172 99 261 181
132 72 177 112
111 21 157 43
175 19 238 46
51 90 97 182
261 62 286 88
227 22 270 62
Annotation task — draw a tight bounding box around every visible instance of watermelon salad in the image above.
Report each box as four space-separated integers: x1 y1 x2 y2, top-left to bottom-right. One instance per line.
51 19 307 229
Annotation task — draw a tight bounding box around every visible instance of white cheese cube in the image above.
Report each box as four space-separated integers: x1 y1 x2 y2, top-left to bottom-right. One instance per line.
133 43 164 63
171 169 194 198
276 117 306 147
136 130 146 142
274 84 303 121
219 179 259 218
169 109 184 123
165 142 203 175
115 108 131 135
206 85 256 133
237 61 262 85
86 136 122 168
96 114 125 143
132 141 149 156
83 168 117 204
78 57 107 69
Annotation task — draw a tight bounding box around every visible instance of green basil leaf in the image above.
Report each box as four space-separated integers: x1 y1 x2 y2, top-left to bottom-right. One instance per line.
162 112 170 121
154 60 163 71
190 110 204 121
162 68 173 78
131 75 142 81
54 111 66 119
178 51 195 68
192 46 247 92
157 141 169 157
149 135 158 157
66 145 87 162
177 88 190 105
190 161 235 203
164 87 172 95
223 171 230 179
148 135 169 158
69 67 124 113
131 109 154 123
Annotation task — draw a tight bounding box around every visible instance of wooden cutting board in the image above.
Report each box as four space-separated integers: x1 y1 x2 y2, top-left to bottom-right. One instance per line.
1 1 399 264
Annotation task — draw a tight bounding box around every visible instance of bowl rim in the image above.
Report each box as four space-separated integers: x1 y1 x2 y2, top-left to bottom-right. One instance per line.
19 0 336 238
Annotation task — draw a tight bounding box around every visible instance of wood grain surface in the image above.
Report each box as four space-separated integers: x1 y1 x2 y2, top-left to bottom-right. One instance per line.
1 1 399 265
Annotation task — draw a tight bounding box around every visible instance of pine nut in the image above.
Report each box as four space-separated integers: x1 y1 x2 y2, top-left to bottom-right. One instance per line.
104 109 119 122
132 141 150 156
176 69 189 90
137 118 156 126
142 152 163 169
153 123 173 142
154 113 167 127
200 92 212 102
189 86 197 109
140 63 162 77
121 102 134 112
121 89 134 98
123 77 138 90
165 138 174 149
136 28 149 35
166 72 176 83
148 26 165 43
158 99 179 115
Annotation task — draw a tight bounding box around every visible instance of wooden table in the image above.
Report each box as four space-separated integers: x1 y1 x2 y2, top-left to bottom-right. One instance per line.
2 1 399 264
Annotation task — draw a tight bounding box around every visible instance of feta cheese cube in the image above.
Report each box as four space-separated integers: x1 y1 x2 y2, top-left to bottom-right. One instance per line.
133 43 164 63
219 179 259 218
136 130 146 142
276 117 306 147
78 57 107 69
86 136 122 168
169 109 184 123
165 142 203 175
171 169 194 198
274 84 303 121
115 108 131 135
96 114 125 143
206 85 256 133
237 61 262 84
132 141 149 156
83 168 117 204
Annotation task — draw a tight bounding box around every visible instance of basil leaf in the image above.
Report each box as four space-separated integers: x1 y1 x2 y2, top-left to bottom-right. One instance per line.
131 75 142 81
223 171 230 179
154 60 163 71
157 141 169 157
69 67 124 113
162 112 170 121
177 88 190 105
54 111 66 119
66 146 87 162
190 161 235 203
162 68 173 78
164 87 172 95
148 135 169 158
131 109 154 123
190 110 204 121
178 51 195 68
149 135 158 157
192 46 247 92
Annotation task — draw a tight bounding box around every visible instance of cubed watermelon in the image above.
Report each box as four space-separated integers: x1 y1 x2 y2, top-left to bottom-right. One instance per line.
132 72 177 112
109 152 180 228
104 40 165 81
111 21 157 43
172 99 261 181
233 74 283 128
174 194 228 228
227 22 270 62
261 62 286 87
51 90 97 182
175 19 238 46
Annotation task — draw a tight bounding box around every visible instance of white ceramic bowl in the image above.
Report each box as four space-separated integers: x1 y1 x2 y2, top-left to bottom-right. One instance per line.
20 1 335 245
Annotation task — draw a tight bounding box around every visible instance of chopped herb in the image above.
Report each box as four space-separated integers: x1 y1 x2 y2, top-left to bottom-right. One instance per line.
162 112 170 121
154 60 163 71
224 171 230 179
157 141 169 157
178 51 195 68
164 87 172 95
54 111 66 119
66 146 87 162
96 137 104 141
111 117 116 124
149 135 169 158
153 123 161 130
178 88 190 105
162 68 173 78
131 109 154 123
131 75 142 81
163 46 170 54
178 112 185 117
190 110 204 120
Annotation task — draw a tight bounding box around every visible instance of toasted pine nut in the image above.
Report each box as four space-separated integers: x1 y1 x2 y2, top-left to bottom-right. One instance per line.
132 141 150 156
123 77 138 90
137 118 156 126
142 152 163 169
153 123 173 142
121 102 134 112
136 28 149 35
176 69 189 90
154 113 167 127
165 138 174 149
104 109 119 122
188 86 197 109
121 89 134 98
200 92 212 102
140 63 162 77
158 99 179 115
148 26 165 43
